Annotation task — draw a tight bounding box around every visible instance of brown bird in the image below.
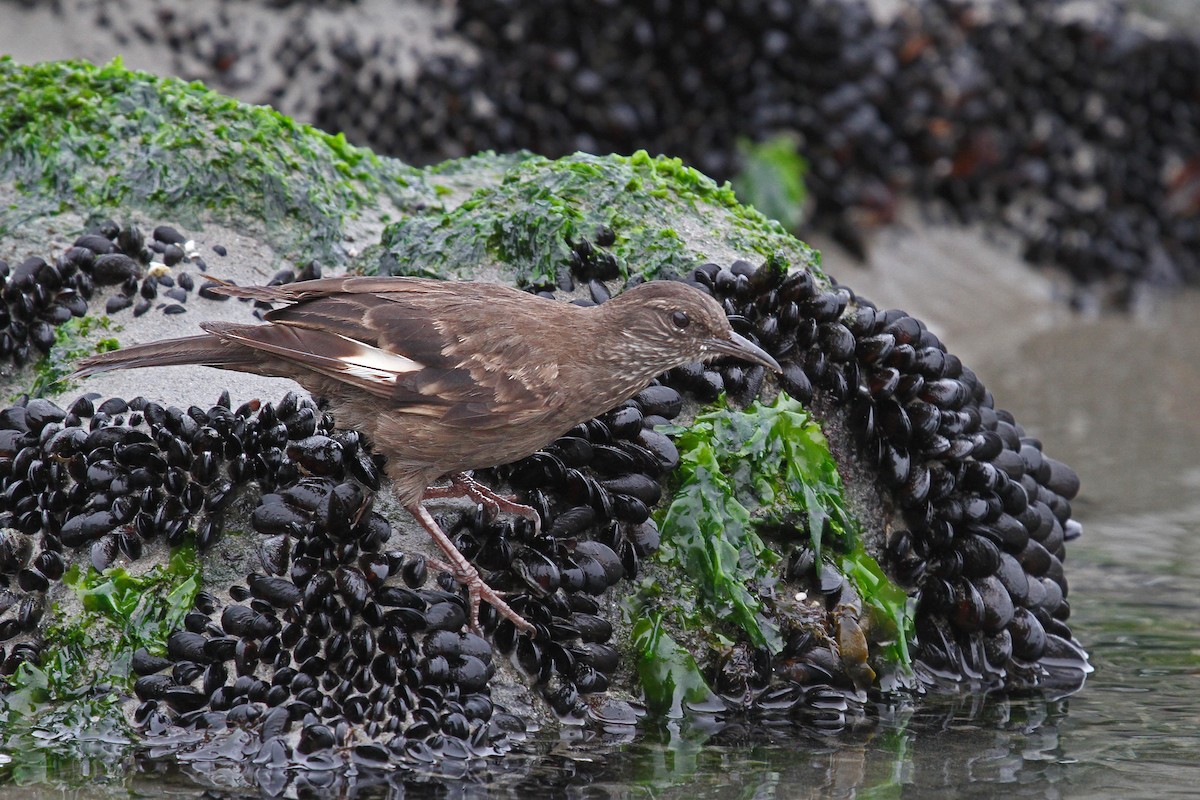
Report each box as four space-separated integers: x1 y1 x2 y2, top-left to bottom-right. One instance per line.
73 276 781 634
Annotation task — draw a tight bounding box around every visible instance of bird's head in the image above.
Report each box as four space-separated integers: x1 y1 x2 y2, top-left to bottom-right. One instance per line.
601 280 782 373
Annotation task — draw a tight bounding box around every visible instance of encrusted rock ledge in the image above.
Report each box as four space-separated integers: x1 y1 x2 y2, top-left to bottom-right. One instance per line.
0 59 1089 780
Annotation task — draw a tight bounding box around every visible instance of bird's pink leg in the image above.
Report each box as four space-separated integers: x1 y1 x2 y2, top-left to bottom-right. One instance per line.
423 472 542 535
404 501 536 635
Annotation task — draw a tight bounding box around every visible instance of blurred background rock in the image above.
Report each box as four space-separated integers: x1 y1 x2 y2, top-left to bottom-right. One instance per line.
4 0 1199 308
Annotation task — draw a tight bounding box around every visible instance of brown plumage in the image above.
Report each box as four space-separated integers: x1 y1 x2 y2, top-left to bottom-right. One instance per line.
73 276 781 633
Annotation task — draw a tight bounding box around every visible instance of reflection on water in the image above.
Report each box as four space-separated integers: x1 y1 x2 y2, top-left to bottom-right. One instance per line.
590 698 1076 799
1 221 1198 798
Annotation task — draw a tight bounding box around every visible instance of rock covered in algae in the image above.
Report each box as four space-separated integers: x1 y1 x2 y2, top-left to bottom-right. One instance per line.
0 59 1088 775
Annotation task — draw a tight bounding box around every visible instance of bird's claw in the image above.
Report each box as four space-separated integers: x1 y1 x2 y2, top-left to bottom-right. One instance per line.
426 555 536 636
413 488 538 636
449 473 542 535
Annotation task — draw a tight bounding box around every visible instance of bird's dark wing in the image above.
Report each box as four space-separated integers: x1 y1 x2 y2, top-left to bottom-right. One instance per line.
202 278 571 430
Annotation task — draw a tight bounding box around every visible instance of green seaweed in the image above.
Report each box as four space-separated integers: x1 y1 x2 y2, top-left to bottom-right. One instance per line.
732 134 809 232
842 547 913 669
0 57 432 265
647 393 912 673
656 394 854 653
0 547 199 774
4 545 201 708
25 315 119 399
0 59 823 288
631 611 716 718
66 545 202 652
378 150 823 286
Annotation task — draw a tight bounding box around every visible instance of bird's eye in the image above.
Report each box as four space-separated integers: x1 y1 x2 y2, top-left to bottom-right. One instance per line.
670 310 690 329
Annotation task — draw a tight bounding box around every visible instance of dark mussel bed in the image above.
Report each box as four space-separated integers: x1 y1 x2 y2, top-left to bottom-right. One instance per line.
0 218 1088 773
201 0 1200 303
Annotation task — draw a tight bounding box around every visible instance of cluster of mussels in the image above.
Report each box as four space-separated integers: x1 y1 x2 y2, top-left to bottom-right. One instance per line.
0 388 505 761
146 0 1191 298
0 219 227 362
0 218 326 376
658 251 1089 694
0 373 671 762
527 236 1089 705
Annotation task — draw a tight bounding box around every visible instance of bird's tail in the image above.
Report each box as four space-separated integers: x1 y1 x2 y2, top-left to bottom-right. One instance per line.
70 334 258 380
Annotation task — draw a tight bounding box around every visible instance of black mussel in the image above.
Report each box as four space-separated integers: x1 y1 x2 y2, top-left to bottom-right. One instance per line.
867 366 900 399
878 441 910 487
287 435 343 476
876 397 911 445
92 253 139 285
635 428 679 473
572 540 624 592
335 567 371 611
1008 607 1047 661
780 361 813 403
634 385 682 419
818 322 855 361
59 510 118 546
975 575 1015 633
920 379 966 409
546 505 596 539
247 573 302 608
896 464 930 508
421 600 465 633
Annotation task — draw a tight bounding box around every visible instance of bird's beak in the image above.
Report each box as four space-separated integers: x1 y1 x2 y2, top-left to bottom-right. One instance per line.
703 332 782 373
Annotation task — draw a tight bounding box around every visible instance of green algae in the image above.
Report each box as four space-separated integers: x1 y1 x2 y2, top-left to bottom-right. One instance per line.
0 547 200 772
732 133 809 232
64 545 202 655
631 612 716 718
842 547 913 669
654 394 853 654
0 60 822 287
2 546 200 719
639 394 912 688
0 57 434 265
378 150 823 286
25 315 119 400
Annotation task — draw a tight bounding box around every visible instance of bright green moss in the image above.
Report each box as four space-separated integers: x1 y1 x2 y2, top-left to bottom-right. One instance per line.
378 151 823 286
0 57 434 264
0 60 822 286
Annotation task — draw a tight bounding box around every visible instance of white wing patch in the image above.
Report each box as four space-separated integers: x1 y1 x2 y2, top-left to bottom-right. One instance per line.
335 334 423 384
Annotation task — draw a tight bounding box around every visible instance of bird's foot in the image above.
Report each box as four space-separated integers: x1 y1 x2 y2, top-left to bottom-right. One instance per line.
425 472 541 535
407 501 536 636
425 554 534 636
